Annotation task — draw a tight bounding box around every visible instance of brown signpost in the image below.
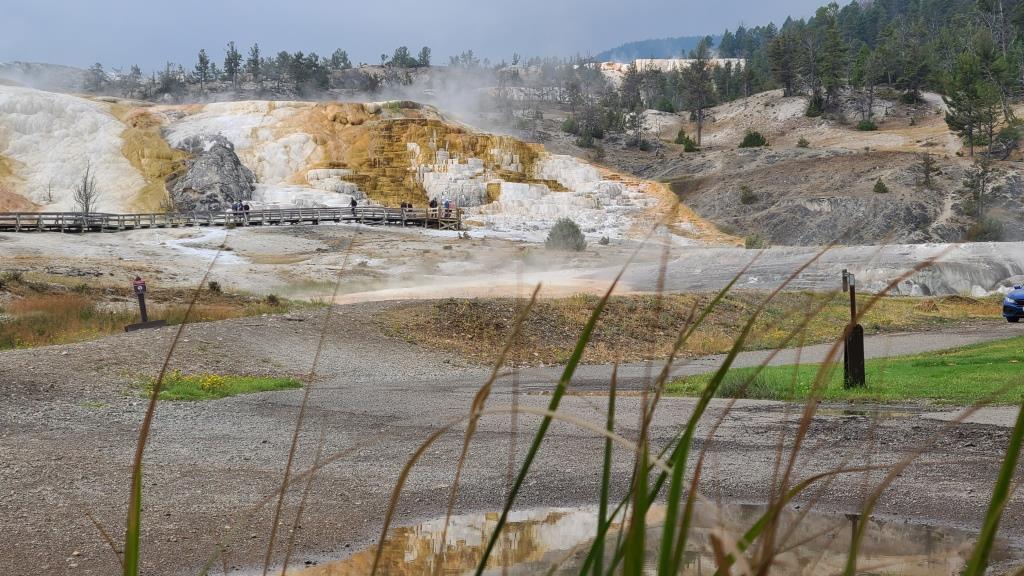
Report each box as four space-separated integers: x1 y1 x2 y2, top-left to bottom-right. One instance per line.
842 269 866 388
125 276 166 332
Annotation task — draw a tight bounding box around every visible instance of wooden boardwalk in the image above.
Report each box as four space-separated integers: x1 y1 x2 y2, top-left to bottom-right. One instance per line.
0 206 462 233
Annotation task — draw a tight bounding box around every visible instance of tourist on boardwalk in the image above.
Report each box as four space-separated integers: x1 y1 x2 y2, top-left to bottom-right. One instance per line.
443 198 451 218
350 197 358 216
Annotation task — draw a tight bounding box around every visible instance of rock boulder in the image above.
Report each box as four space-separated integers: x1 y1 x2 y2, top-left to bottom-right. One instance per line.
167 135 256 211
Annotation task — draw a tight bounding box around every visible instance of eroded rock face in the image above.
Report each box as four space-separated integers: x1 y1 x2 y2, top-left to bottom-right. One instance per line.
167 135 256 211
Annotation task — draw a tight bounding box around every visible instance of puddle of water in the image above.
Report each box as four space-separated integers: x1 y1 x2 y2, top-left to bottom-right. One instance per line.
815 407 918 419
165 229 245 264
284 502 1021 575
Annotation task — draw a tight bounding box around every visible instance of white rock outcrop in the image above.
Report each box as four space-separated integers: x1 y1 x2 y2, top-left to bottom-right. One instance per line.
0 85 144 211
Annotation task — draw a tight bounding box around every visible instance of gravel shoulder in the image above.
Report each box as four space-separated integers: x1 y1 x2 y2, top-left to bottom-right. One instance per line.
2 303 1023 575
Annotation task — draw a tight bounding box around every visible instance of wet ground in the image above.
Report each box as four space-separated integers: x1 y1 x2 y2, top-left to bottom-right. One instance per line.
2 306 1024 575
7 226 1024 305
285 502 1024 575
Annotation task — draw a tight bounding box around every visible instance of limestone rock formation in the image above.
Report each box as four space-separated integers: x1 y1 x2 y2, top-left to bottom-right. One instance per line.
167 135 256 211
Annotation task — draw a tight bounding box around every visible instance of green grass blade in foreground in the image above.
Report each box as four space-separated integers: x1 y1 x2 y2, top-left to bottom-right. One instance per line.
624 434 648 576
436 285 541 574
963 402 1024 576
656 247 831 576
371 286 542 576
262 239 353 576
578 254 762 576
123 233 227 576
473 270 624 576
593 366 617 576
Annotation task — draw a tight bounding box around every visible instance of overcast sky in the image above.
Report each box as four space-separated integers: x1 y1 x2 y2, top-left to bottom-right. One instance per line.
1 0 826 71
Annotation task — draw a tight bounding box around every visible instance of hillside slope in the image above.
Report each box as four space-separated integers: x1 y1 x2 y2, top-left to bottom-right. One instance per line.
548 89 1023 245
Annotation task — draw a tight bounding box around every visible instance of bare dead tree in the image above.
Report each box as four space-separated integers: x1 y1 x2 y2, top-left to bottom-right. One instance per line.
73 164 100 214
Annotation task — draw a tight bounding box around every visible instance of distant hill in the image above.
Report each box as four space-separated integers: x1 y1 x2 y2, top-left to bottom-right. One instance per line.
594 35 721 62
0 62 86 92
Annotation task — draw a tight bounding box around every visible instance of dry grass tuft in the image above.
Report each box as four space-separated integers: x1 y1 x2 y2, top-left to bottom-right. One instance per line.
0 285 314 350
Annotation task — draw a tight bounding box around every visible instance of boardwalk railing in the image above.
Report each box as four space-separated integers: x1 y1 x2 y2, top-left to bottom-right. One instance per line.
0 206 462 233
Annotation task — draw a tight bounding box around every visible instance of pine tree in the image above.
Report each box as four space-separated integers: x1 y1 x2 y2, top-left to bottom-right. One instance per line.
85 63 107 92
224 41 242 87
417 46 431 67
246 44 262 87
945 53 1001 157
194 49 211 90
682 38 716 146
768 29 799 97
330 49 352 70
819 3 847 110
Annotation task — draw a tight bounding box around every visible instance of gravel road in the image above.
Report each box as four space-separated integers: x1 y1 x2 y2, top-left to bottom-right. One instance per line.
2 304 1023 575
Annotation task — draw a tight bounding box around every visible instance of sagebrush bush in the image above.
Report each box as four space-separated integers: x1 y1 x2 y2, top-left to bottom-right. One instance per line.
739 130 769 148
797 137 810 148
969 217 1004 241
745 234 767 249
740 185 758 205
857 120 878 131
655 97 675 113
545 218 587 251
674 129 700 152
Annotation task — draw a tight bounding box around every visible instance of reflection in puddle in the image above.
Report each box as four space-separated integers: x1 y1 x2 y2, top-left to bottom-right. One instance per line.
286 503 1021 575
814 407 918 419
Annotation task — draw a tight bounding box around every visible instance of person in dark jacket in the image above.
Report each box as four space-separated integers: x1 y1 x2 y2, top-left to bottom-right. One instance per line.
350 197 358 216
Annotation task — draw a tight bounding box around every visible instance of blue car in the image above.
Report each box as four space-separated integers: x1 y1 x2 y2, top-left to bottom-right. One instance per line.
1003 286 1024 322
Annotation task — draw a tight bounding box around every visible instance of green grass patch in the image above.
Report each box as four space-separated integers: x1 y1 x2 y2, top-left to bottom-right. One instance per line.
142 371 303 401
667 335 1024 405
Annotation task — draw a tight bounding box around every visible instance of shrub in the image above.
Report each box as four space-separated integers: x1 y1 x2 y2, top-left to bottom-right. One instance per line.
265 294 281 306
545 218 587 251
873 178 890 194
805 99 823 118
991 124 1022 159
0 271 23 290
560 116 578 135
674 129 700 152
900 90 923 104
638 140 654 151
208 281 222 293
598 236 610 246
745 234 767 249
857 120 878 131
968 217 1004 241
739 130 769 148
739 185 758 205
654 97 675 113
575 131 594 148
797 137 810 148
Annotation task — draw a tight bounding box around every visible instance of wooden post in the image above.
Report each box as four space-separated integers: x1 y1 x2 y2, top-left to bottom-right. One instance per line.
842 270 866 388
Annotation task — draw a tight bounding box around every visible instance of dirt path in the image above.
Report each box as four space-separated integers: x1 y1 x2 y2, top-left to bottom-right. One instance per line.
1 305 1022 575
